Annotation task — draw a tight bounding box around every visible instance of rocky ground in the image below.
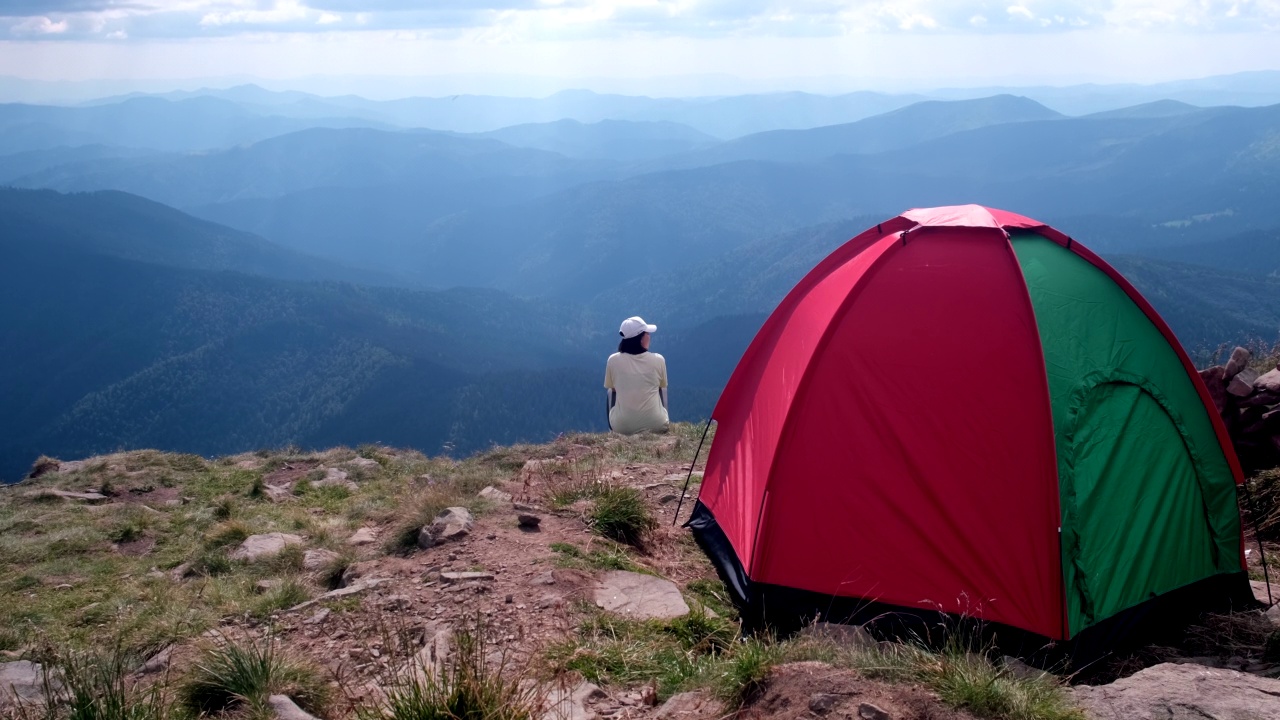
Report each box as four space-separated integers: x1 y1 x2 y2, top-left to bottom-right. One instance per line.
4 427 1280 720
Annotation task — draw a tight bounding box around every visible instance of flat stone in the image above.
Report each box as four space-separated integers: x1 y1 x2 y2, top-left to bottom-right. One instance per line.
313 468 357 491
347 527 378 545
382 595 411 610
169 562 194 581
46 489 108 502
264 484 294 503
441 571 494 582
593 571 689 620
1230 367 1262 396
1072 662 1280 719
268 694 321 720
286 578 387 612
517 513 542 528
653 691 718 720
543 681 606 720
302 548 340 571
857 703 890 720
1251 580 1280 605
809 693 840 714
662 472 702 485
137 647 172 676
417 507 474 549
347 457 380 470
479 486 513 503
304 608 330 625
1266 604 1280 626
0 660 53 705
229 533 304 562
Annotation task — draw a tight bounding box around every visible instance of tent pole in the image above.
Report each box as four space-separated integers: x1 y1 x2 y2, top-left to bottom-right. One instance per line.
1242 477 1274 607
672 418 713 526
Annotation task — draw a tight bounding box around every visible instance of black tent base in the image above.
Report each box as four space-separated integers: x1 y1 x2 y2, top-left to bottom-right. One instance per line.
687 500 1260 676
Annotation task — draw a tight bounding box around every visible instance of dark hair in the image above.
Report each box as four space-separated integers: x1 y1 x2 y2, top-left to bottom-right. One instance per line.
618 333 648 355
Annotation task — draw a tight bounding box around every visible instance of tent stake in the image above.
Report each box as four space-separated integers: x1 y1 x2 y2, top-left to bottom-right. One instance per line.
673 419 713 526
1242 477 1274 607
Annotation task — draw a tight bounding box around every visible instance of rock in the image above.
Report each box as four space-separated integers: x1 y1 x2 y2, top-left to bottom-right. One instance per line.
285 578 387 613
518 513 542 528
662 472 702 485
229 533 304 562
1001 655 1043 681
267 694 321 720
441 572 494 582
137 646 172 675
1256 368 1280 393
341 560 377 588
0 660 53 705
809 693 840 714
302 548 340 571
1242 389 1280 407
169 562 194 581
1200 366 1228 413
347 527 378 546
800 622 877 650
304 608 330 625
857 703 891 720
417 507 474 549
1266 604 1280 626
383 595 411 610
543 680 606 720
1229 367 1262 397
400 623 452 683
264 484 294 503
314 468 357 491
347 457 380 470
593 571 690 620
653 691 718 720
46 489 109 502
479 486 513 503
1251 580 1280 605
1072 662 1280 719
254 579 280 594
1225 347 1253 379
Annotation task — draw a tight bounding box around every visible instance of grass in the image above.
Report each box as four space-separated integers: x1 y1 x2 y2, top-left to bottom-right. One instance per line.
251 578 312 618
549 542 642 572
180 636 330 717
358 621 542 720
16 648 176 720
589 486 655 546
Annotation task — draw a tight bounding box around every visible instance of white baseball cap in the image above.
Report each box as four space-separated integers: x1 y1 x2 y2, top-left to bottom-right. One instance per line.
619 316 657 339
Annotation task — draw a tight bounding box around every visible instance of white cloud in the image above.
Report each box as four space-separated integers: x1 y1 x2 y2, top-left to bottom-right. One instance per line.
10 16 70 34
317 12 341 24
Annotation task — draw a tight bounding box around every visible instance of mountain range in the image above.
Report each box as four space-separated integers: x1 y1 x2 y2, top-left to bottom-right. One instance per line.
5 78 1280 480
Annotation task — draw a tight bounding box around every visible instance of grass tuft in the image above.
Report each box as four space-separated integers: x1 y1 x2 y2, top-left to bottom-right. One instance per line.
180 636 329 716
589 487 655 546
549 542 641 572
359 620 541 720
10 644 175 720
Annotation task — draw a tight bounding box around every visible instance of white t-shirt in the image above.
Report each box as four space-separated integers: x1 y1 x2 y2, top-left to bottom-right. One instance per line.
604 351 669 435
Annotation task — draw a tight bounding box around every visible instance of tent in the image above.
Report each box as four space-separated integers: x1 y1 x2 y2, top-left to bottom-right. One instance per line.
688 205 1254 657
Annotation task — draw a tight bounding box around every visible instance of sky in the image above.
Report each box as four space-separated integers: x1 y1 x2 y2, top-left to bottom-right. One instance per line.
1 1 1280 96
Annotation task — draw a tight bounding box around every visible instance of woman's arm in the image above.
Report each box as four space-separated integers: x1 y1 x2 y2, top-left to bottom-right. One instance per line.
659 387 668 410
606 389 615 429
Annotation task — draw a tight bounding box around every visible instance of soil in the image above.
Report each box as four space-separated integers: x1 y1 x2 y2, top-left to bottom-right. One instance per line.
744 662 977 720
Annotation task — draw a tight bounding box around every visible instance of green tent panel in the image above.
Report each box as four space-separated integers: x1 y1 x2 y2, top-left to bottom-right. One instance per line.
1013 233 1243 635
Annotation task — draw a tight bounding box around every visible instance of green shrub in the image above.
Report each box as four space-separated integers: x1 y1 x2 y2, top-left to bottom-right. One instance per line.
190 549 233 577
252 579 311 618
360 623 541 720
590 487 655 546
180 637 329 716
203 520 250 549
15 645 175 720
711 638 778 707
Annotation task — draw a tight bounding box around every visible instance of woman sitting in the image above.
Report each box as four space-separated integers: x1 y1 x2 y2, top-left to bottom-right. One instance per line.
604 316 669 434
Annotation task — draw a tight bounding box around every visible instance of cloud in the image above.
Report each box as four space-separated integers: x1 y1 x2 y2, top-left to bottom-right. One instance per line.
3 0 1280 42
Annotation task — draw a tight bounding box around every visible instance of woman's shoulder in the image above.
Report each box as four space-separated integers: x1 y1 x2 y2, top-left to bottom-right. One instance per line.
648 352 666 364
606 352 623 363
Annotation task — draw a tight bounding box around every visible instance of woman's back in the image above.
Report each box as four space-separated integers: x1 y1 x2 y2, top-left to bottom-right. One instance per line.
605 351 669 434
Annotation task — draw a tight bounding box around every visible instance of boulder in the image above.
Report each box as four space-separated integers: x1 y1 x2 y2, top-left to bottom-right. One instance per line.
347 528 378 546
1225 347 1252 379
479 486 513 503
417 507 474 549
1242 389 1280 407
268 694 321 720
1200 366 1228 413
302 548 340 571
1255 368 1280 393
263 484 294 503
229 533 304 562
313 468 357 491
593 571 690 620
1229 368 1261 397
1071 662 1280 719
0 660 53 706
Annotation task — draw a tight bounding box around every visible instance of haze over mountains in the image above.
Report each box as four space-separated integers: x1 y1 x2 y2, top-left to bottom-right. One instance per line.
5 73 1280 480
